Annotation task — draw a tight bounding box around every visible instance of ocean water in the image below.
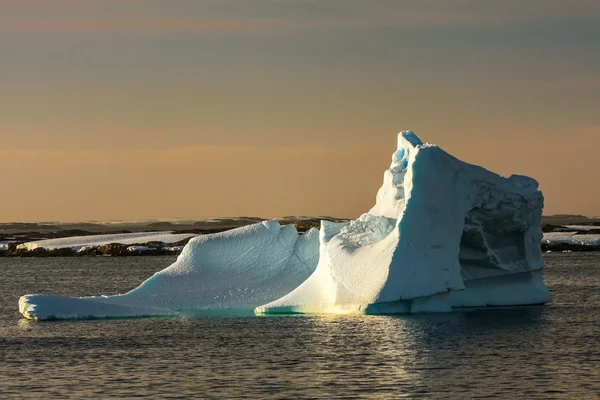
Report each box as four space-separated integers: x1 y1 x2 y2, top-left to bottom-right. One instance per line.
0 254 598 399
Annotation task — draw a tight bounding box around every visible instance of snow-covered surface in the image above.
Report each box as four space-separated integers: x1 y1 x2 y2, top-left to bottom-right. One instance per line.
126 246 157 252
160 246 185 253
543 232 600 246
18 232 197 251
553 225 599 232
19 130 549 320
0 241 15 251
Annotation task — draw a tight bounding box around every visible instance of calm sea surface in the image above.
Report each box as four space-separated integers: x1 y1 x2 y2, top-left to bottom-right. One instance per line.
1 254 598 399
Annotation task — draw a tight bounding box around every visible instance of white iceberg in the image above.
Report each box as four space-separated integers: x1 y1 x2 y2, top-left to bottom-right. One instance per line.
19 131 549 320
257 132 548 314
19 222 320 320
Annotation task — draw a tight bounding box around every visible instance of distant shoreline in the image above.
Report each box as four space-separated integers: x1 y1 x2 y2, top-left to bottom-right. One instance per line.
1 215 599 257
0 218 328 258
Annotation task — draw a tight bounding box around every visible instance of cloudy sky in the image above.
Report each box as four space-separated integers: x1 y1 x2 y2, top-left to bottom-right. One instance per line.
1 0 599 222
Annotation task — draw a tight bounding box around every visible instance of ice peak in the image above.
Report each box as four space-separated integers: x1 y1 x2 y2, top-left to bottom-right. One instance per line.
398 130 423 149
369 130 424 218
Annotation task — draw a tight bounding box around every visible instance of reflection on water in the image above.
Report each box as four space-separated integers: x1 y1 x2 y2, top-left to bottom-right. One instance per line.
0 254 599 398
17 318 33 331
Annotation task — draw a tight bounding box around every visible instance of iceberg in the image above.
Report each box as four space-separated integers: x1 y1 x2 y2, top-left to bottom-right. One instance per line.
19 131 549 320
20 222 320 320
257 132 548 314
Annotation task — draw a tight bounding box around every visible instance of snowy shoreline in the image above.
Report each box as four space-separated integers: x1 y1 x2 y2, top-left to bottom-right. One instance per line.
0 219 326 257
2 221 599 257
1 231 197 257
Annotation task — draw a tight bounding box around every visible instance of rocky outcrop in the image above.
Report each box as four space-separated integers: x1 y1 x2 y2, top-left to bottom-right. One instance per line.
541 242 600 252
3 240 193 257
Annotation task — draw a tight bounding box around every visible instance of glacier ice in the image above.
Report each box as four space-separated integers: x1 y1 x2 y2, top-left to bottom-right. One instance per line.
19 131 549 320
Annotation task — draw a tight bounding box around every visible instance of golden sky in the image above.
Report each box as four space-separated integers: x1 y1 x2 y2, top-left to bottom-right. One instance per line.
1 1 599 222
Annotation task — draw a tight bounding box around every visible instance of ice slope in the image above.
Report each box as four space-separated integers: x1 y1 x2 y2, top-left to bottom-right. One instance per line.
257 131 549 314
18 232 197 251
19 222 319 320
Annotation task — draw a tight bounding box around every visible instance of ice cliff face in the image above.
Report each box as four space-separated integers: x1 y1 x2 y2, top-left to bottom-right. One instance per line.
19 131 549 320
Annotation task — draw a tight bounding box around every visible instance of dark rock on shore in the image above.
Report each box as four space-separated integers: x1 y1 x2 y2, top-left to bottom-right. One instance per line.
3 241 190 258
292 219 323 232
573 228 600 235
9 247 75 257
541 223 565 233
541 243 600 252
